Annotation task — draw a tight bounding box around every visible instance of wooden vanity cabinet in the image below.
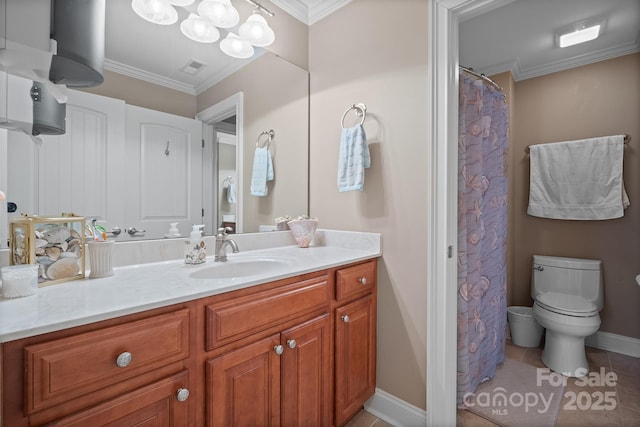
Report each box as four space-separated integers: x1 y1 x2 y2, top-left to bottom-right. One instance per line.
1 303 196 426
0 258 378 427
206 314 331 427
201 273 332 427
202 259 378 427
334 260 377 427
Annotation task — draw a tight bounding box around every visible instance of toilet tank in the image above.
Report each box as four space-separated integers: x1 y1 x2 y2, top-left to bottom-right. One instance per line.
531 255 603 310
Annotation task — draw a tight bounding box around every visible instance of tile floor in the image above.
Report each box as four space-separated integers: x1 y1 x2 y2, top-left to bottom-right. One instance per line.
346 340 640 426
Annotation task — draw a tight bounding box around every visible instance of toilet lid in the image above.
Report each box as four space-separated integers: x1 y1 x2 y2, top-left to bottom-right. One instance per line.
536 292 598 316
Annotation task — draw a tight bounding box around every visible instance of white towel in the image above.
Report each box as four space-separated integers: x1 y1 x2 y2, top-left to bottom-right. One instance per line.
527 135 628 220
250 146 274 196
337 124 370 192
226 180 236 204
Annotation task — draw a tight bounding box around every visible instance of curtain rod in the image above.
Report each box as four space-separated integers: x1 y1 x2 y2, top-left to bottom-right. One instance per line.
459 65 503 91
524 135 631 153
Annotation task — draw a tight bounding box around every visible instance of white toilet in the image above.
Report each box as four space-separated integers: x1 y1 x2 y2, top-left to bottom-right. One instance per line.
531 255 603 377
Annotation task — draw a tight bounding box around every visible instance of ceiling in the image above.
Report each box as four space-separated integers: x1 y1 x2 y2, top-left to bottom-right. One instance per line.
103 0 352 95
104 0 639 96
459 0 640 81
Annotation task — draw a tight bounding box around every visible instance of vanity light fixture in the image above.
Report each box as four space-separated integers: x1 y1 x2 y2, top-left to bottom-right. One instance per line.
197 0 240 28
557 19 602 48
220 32 254 58
131 0 275 58
180 13 221 42
238 9 275 47
131 0 179 25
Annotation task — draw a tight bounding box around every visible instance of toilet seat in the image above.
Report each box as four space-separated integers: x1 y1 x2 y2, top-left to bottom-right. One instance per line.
535 292 598 317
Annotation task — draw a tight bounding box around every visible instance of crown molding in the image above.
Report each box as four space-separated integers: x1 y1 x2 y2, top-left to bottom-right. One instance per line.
104 59 196 95
479 40 640 81
193 50 265 95
270 0 352 25
105 51 266 97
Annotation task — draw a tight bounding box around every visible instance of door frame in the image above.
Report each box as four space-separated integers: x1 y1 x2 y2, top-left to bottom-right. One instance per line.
196 92 244 234
426 0 509 425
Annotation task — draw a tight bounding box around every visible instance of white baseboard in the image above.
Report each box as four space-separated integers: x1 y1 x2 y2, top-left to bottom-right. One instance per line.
364 333 638 427
586 330 640 358
364 388 426 427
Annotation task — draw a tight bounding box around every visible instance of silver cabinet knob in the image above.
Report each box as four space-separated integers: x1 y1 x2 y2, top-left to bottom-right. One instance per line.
287 339 297 349
176 388 190 402
116 351 132 367
341 315 350 323
358 277 367 285
274 344 284 355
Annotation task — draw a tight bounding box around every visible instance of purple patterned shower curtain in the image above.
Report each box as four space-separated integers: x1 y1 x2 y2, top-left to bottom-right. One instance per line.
457 72 509 404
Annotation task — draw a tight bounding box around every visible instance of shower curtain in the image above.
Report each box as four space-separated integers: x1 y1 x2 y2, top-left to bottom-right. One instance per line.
457 71 509 404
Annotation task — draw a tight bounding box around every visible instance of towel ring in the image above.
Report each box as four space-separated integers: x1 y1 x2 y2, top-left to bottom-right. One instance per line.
341 103 367 128
256 129 275 148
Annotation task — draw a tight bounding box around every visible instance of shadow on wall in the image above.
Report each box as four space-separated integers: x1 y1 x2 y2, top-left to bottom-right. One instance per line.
375 260 427 408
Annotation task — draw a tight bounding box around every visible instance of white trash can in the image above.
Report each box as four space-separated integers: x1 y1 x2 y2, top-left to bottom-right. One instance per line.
507 306 544 348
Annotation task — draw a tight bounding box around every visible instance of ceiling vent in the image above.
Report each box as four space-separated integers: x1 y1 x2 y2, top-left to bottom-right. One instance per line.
49 0 105 87
181 60 207 75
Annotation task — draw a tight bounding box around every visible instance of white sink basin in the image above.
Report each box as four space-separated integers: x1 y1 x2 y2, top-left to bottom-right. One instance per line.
189 257 295 279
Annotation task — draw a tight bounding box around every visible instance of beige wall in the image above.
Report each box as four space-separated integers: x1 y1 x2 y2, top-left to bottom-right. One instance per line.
309 0 429 409
510 53 640 339
197 53 309 233
80 70 196 118
490 71 517 307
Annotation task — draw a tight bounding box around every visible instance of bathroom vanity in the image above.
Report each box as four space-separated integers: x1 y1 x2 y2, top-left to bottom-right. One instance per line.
0 230 380 426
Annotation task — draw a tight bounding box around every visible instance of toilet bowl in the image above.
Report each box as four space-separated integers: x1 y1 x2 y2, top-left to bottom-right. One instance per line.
530 256 603 377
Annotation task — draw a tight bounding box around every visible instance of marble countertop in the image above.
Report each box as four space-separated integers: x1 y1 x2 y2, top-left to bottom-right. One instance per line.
0 230 381 343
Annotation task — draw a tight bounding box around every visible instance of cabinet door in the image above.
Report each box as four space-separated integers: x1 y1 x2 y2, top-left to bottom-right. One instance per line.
281 313 331 427
207 334 281 427
44 371 190 426
334 295 376 426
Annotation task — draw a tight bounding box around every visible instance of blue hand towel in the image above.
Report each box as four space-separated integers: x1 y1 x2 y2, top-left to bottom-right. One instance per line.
226 180 236 204
337 124 370 192
250 146 274 196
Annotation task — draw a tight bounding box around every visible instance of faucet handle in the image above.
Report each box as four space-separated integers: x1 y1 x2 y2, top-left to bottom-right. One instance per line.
217 227 233 237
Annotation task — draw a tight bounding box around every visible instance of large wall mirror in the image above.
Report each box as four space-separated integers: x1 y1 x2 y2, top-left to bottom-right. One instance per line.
0 0 309 244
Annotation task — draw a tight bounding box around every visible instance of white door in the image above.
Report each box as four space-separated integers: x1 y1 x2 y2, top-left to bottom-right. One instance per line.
124 105 203 239
38 90 126 229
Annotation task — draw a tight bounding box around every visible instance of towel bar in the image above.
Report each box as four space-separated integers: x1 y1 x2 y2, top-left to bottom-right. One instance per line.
256 129 275 148
524 134 630 153
341 103 367 128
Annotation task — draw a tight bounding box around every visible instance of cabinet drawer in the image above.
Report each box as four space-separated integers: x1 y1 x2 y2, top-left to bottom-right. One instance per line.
206 275 329 351
25 308 190 414
43 371 190 426
336 261 376 301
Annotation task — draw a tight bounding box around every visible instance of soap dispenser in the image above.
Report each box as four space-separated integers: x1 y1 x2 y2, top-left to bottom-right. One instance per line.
165 222 181 238
185 224 206 265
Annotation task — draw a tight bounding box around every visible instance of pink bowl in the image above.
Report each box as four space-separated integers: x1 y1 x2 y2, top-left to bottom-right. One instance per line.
287 219 319 248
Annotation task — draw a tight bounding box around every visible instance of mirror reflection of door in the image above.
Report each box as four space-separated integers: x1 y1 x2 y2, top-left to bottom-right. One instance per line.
215 115 237 234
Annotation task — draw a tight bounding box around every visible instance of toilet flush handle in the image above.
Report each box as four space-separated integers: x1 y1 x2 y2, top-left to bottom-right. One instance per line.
533 265 544 271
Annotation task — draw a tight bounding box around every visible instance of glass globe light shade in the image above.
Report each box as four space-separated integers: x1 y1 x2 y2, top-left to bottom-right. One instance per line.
238 12 275 47
180 13 220 43
131 0 178 25
220 33 254 59
168 0 195 5
197 0 239 28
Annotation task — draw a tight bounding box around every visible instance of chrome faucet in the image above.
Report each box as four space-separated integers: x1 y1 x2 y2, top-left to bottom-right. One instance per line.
214 227 239 262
